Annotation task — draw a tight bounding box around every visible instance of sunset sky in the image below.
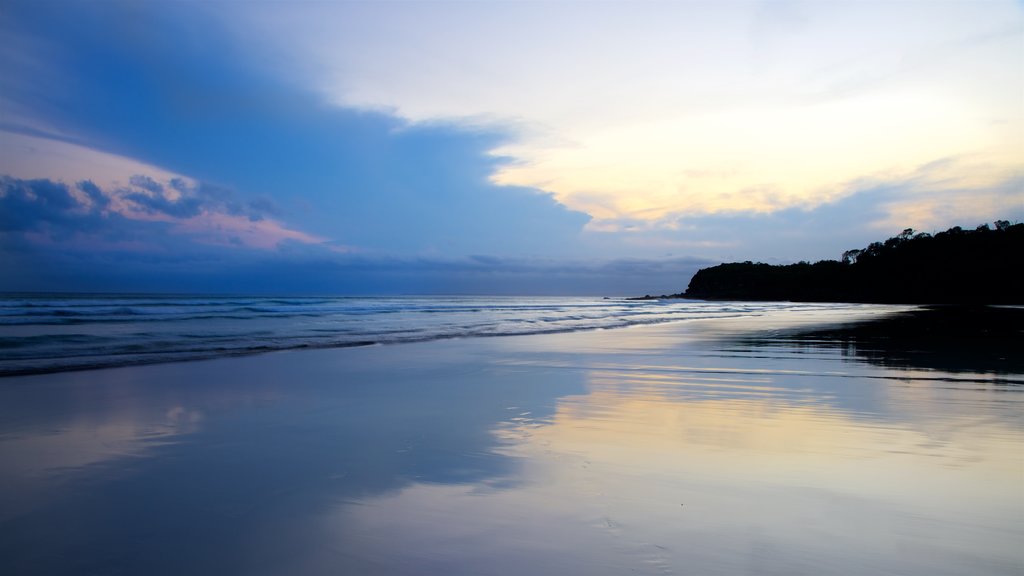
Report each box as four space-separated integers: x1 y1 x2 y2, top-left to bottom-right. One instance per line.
2 0 1021 294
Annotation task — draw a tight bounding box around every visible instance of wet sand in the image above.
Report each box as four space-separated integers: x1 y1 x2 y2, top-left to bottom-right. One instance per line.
1 306 1021 575
775 304 1024 375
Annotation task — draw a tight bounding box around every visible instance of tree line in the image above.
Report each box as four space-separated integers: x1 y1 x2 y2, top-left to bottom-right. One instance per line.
682 221 1023 303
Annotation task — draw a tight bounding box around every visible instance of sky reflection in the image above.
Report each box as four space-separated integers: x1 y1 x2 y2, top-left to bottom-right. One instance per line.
0 314 1021 575
328 338 1022 575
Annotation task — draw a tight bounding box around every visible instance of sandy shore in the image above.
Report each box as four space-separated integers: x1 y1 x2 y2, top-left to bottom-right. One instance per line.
1 307 1021 575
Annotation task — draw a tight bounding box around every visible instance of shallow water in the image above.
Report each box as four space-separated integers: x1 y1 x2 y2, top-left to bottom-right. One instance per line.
0 309 1020 575
0 294 891 375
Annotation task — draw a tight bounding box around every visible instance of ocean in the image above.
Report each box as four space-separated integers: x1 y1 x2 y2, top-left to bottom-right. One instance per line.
0 294 889 376
1 296 1020 575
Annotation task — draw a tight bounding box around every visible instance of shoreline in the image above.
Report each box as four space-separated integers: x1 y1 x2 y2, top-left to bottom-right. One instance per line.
10 301 1022 381
0 297 913 379
6 302 1020 380
1 302 1020 575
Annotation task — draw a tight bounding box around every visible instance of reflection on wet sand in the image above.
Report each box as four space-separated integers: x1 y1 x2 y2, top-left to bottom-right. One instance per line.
0 308 1021 575
750 305 1024 377
331 357 1022 575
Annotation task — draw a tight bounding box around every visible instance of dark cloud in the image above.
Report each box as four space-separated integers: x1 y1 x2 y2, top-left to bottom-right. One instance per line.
123 191 203 219
0 186 708 295
0 1 591 260
0 4 693 296
128 174 163 193
0 177 131 245
0 177 163 245
0 175 199 234
0 175 277 249
0 177 78 232
168 178 190 193
77 179 109 209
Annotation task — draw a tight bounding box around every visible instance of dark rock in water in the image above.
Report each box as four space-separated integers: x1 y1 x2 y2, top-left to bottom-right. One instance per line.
627 293 686 301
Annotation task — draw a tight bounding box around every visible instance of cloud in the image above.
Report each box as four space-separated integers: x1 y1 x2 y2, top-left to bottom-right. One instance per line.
216 0 1023 226
0 176 326 252
582 159 1024 264
0 128 195 195
0 177 85 234
77 179 109 210
9 164 1016 295
124 191 201 219
1 1 1019 296
0 1 591 259
128 175 163 194
0 187 708 295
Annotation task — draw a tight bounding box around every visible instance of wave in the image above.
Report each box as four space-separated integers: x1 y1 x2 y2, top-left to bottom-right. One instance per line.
0 295 890 377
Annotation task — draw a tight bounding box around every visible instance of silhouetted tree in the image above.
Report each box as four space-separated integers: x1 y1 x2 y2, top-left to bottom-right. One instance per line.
841 249 862 265
683 221 1023 303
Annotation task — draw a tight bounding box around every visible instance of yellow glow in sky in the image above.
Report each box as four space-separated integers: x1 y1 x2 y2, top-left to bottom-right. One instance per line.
231 0 1024 231
502 88 1020 227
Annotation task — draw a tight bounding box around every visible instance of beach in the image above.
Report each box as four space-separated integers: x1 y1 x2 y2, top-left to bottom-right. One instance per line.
1 305 1022 575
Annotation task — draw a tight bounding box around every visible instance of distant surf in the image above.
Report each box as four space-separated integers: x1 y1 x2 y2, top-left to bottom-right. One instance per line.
0 294 884 376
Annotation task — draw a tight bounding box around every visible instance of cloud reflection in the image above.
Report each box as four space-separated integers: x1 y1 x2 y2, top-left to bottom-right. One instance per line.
325 335 1024 575
1 320 1021 575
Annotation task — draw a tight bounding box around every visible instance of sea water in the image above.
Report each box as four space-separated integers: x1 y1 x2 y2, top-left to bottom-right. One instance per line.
0 301 1020 575
0 294 888 375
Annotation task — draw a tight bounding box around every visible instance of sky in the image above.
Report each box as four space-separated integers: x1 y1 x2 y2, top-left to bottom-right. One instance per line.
1 0 1021 295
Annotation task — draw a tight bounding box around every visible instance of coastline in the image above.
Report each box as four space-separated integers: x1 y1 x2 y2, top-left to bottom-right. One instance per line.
5 300 1020 379
1 306 1021 575
0 296 900 378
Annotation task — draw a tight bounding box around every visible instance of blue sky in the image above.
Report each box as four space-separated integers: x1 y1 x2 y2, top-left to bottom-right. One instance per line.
1 0 1021 295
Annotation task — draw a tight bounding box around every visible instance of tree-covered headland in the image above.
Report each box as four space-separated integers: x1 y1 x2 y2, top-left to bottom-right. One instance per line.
680 221 1023 303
